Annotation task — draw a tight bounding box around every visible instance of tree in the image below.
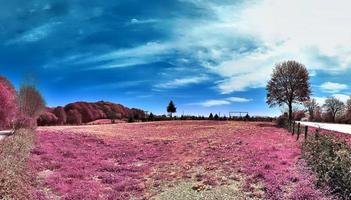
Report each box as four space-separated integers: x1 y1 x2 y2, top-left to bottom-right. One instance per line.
148 112 155 121
18 85 46 124
346 96 351 115
324 97 345 122
266 60 311 121
66 109 82 125
107 110 118 123
304 99 319 121
209 113 214 120
0 76 18 130
53 106 67 125
214 114 219 120
167 100 176 118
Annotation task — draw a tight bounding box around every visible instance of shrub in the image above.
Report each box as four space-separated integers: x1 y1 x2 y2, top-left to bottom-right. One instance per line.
53 106 67 125
276 115 287 127
37 111 58 126
302 134 351 199
66 109 82 125
0 76 18 130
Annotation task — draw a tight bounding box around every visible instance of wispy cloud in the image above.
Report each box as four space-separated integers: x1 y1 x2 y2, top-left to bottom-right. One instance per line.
128 18 159 25
155 75 209 89
6 22 61 45
192 96 252 107
320 82 348 93
84 80 147 90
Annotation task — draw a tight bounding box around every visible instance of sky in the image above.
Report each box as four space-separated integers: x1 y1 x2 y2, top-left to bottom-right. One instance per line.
1 0 351 116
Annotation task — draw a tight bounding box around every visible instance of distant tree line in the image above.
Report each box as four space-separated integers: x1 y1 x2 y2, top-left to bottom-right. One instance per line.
144 112 274 122
38 101 146 126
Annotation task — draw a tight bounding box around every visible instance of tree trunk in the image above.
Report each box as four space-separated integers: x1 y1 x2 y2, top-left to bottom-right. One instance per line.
288 101 293 122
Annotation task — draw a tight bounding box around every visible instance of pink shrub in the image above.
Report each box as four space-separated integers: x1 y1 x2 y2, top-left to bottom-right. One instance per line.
0 76 18 130
37 111 58 126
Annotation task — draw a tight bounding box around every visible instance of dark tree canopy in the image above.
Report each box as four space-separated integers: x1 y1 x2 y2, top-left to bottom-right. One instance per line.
209 113 214 119
167 100 176 117
324 97 345 122
266 60 311 120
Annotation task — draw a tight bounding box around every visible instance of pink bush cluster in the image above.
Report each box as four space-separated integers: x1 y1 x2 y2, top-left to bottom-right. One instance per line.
31 121 332 199
38 101 146 126
0 76 18 130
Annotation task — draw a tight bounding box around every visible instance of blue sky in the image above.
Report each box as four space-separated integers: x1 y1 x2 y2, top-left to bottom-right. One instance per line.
1 0 351 116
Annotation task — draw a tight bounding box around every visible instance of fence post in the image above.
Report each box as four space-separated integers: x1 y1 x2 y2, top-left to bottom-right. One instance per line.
296 123 301 141
315 127 320 139
304 126 308 140
292 121 295 135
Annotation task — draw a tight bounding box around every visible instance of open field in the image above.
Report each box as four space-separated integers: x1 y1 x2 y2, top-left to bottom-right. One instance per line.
31 121 330 199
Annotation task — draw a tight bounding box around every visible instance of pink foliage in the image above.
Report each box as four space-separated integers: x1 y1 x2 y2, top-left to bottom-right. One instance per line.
30 121 332 199
0 76 17 130
38 101 146 126
37 111 58 126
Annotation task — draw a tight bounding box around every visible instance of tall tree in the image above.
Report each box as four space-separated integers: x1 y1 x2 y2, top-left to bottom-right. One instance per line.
324 97 345 122
304 98 319 121
266 60 311 121
0 76 18 130
17 85 46 127
167 100 176 118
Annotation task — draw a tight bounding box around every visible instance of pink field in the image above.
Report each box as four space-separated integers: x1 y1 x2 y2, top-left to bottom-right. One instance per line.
31 121 331 199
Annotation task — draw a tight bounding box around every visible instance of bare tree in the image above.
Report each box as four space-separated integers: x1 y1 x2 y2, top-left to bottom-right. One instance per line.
323 97 345 122
17 85 46 125
266 60 311 121
304 98 319 121
346 96 351 115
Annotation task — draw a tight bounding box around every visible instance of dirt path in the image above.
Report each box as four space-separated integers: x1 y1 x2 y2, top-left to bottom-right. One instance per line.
298 121 351 134
0 130 11 140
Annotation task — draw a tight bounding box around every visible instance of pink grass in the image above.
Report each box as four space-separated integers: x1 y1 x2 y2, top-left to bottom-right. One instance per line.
31 121 332 199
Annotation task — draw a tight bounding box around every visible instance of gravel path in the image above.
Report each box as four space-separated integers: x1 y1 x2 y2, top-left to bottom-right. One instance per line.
298 121 351 135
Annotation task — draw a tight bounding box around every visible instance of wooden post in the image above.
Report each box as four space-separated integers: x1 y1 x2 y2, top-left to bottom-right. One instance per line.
296 123 300 141
292 121 295 135
315 127 319 139
304 126 308 140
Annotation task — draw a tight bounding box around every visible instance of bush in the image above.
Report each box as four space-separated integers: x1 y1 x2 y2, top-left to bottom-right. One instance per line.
0 76 18 130
0 129 37 199
303 134 351 199
275 115 287 127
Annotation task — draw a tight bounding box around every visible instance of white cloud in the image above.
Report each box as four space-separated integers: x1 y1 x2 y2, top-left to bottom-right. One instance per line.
183 0 351 93
44 0 351 94
332 94 350 103
320 82 348 93
193 96 252 107
312 97 327 106
313 94 350 106
155 75 209 89
129 18 158 25
199 100 231 107
226 97 252 102
6 22 61 44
